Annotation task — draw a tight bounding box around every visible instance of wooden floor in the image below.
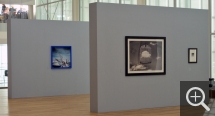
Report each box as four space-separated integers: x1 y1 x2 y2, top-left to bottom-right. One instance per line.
0 89 180 116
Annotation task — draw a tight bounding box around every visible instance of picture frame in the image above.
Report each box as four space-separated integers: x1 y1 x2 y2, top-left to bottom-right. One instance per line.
188 48 197 63
51 46 72 69
125 36 166 76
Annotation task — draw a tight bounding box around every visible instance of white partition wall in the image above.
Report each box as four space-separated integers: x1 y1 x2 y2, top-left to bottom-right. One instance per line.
0 23 7 44
90 3 209 112
7 19 89 98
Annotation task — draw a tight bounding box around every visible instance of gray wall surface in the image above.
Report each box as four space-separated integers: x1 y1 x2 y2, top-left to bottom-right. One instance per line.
90 3 209 112
7 19 89 98
0 23 7 32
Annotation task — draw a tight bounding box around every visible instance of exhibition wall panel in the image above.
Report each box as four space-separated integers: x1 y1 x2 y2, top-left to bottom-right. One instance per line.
90 3 209 112
7 19 89 98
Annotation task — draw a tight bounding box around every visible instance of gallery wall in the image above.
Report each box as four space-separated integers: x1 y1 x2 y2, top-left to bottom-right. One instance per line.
0 32 7 44
90 3 209 112
7 19 89 98
0 23 7 44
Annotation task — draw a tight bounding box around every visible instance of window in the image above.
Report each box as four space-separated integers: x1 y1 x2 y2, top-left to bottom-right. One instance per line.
36 0 72 21
146 0 174 7
64 0 73 21
0 44 7 70
177 0 208 9
36 5 48 20
0 44 8 87
121 0 137 4
212 35 215 78
212 0 215 33
80 0 97 21
99 0 119 3
37 0 48 5
48 1 62 20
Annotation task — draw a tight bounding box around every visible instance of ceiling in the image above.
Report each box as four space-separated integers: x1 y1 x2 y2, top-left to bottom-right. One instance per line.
0 0 35 5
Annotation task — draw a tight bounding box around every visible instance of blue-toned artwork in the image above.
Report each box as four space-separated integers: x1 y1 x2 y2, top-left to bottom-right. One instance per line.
51 46 72 69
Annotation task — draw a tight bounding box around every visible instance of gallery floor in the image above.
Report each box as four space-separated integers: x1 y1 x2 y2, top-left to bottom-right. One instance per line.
0 89 180 116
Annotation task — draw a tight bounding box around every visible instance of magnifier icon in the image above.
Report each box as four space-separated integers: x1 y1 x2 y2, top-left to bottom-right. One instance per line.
186 87 210 111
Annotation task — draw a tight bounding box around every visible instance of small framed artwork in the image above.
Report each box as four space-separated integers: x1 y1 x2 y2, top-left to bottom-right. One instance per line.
125 36 166 76
51 46 72 69
188 48 197 63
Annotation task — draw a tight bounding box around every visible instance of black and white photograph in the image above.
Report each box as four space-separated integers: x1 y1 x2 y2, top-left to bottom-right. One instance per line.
188 48 197 63
125 36 166 76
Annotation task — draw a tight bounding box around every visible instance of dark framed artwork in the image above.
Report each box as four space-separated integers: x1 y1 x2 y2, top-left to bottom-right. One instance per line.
125 36 166 76
188 48 197 63
51 46 72 69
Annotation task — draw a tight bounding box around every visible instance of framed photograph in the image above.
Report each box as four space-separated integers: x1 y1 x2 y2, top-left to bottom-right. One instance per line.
51 46 72 69
125 36 166 76
188 48 197 63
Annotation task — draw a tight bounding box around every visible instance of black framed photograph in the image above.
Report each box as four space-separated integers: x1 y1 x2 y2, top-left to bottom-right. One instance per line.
51 46 72 69
125 36 166 76
188 48 197 63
